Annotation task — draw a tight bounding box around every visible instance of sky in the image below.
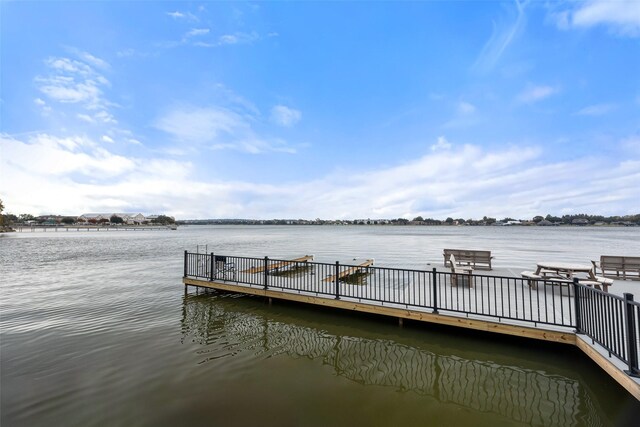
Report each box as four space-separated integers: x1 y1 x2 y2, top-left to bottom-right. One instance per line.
0 0 639 220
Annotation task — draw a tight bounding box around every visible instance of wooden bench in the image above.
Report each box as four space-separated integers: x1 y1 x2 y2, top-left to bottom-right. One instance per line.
578 280 611 293
444 249 494 270
450 254 473 287
592 256 640 281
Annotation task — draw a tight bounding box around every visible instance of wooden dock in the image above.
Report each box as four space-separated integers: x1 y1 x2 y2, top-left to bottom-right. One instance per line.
182 252 640 400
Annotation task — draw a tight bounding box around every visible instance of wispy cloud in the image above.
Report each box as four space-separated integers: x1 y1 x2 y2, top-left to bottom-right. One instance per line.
550 0 640 37
167 11 198 22
473 0 527 73
575 103 616 116
270 105 301 127
154 105 298 154
35 54 111 113
185 28 210 38
431 136 452 152
517 84 559 103
193 31 261 48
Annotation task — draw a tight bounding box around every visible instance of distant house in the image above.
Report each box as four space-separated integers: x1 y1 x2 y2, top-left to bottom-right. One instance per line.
79 213 147 224
537 220 554 226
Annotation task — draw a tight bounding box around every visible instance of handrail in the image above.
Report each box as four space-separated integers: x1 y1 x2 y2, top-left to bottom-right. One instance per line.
183 252 640 377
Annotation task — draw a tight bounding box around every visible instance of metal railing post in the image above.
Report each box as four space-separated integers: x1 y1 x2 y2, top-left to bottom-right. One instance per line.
432 268 438 314
623 293 640 377
209 252 215 281
183 250 188 278
335 261 340 300
573 278 582 333
264 256 269 290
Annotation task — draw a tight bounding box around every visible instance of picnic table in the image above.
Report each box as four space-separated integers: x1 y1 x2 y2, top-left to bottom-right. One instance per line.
535 262 594 280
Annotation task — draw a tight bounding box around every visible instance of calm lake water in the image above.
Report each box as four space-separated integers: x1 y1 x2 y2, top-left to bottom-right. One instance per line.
1 225 640 426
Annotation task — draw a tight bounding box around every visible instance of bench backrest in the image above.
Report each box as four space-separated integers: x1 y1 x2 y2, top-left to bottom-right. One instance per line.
601 256 640 270
444 249 492 261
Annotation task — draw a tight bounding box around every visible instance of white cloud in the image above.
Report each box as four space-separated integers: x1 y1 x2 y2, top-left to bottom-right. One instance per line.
270 105 302 127
34 98 52 115
155 106 246 142
575 103 616 116
218 32 259 46
1 133 638 219
94 110 117 124
77 113 95 123
155 105 297 154
35 54 111 110
431 136 452 151
551 0 640 37
167 11 198 21
186 28 210 37
75 50 110 69
101 135 115 144
517 84 558 103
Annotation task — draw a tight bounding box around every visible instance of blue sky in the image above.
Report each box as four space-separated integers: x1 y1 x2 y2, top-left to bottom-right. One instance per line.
1 1 639 219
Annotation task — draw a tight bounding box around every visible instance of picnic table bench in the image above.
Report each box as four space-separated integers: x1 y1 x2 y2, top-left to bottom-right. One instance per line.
443 249 494 270
323 259 374 283
242 255 314 274
592 256 640 281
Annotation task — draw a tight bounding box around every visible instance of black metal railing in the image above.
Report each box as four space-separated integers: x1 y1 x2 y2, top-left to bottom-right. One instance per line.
575 282 640 376
183 251 640 377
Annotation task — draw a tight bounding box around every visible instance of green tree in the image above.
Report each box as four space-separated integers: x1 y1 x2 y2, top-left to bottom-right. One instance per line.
19 214 35 222
445 217 454 224
413 216 424 222
61 217 76 225
151 215 175 225
110 215 124 224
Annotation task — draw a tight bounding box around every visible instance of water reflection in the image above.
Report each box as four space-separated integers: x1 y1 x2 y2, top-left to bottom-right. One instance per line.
181 291 610 426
